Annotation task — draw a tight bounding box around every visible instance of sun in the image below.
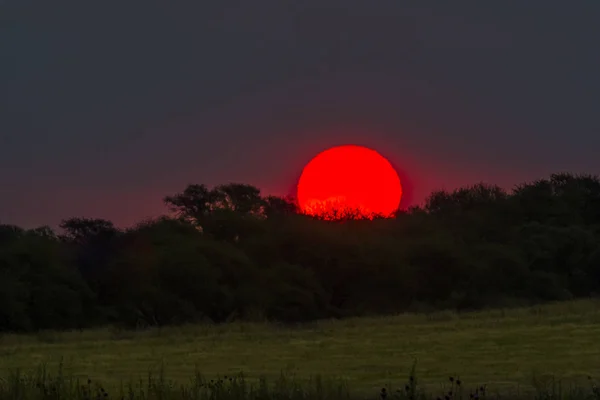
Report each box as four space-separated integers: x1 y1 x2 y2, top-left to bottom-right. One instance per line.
297 145 402 219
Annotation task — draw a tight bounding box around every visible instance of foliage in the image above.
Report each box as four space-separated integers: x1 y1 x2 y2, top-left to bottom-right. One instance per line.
2 174 600 331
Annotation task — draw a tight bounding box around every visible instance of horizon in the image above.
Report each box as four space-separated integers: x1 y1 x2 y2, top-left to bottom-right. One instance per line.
1 170 595 230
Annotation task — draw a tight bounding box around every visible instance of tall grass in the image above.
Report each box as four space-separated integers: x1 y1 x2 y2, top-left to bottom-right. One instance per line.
2 300 600 399
1 362 599 400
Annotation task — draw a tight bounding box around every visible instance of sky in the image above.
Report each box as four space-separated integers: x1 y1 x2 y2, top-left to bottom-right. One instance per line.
1 1 600 228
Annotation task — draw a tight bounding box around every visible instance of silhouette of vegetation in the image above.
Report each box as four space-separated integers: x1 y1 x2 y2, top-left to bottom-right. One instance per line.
1 172 600 331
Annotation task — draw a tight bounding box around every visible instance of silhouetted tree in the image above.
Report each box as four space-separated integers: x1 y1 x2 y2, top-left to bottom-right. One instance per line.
212 183 264 214
2 172 600 332
0 224 24 243
263 195 298 217
59 217 121 301
59 217 118 244
0 228 94 331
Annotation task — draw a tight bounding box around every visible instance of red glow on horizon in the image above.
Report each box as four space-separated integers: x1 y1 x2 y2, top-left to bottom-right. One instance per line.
297 145 403 219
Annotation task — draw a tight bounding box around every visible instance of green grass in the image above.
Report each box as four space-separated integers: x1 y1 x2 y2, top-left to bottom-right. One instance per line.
1 300 600 397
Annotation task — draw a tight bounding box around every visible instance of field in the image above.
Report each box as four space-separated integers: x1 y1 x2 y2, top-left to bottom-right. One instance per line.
1 300 600 397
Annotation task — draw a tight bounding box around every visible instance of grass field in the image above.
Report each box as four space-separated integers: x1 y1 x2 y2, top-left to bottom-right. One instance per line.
1 300 600 397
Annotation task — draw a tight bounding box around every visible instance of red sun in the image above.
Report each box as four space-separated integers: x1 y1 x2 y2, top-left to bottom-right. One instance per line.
297 145 402 218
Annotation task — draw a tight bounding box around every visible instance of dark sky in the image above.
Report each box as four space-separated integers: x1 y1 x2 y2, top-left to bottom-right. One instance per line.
2 1 599 228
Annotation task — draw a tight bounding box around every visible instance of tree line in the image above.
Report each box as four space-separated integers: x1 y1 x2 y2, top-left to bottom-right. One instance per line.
1 172 600 332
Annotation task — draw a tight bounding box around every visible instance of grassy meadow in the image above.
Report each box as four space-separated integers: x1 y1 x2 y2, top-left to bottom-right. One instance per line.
1 300 600 398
